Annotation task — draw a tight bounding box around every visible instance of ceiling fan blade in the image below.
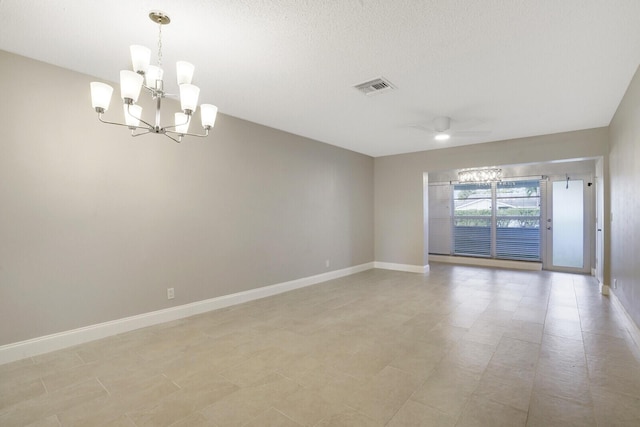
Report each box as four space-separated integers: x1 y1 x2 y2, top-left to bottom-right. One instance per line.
450 118 485 130
450 130 492 138
408 123 436 133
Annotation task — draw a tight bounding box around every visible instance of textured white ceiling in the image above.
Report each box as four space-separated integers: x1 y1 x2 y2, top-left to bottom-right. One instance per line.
2 0 639 157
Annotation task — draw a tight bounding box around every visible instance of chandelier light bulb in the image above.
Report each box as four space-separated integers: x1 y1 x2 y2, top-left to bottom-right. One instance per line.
179 84 200 113
90 82 114 112
200 104 218 129
130 45 151 74
120 70 144 103
176 61 195 85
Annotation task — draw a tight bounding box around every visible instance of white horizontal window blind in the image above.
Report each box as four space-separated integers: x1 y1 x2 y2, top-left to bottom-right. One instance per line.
495 180 541 261
453 183 492 257
451 180 542 261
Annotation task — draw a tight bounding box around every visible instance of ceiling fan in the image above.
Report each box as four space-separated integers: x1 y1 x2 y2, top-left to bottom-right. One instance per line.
409 116 491 141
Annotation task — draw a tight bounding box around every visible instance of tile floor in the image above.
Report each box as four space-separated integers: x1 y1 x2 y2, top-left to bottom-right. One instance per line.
1 264 640 426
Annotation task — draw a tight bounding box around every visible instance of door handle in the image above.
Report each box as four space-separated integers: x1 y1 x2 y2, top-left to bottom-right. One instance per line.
547 226 552 230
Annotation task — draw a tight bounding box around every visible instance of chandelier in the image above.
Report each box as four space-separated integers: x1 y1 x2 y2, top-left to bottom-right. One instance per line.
458 167 502 183
89 11 217 143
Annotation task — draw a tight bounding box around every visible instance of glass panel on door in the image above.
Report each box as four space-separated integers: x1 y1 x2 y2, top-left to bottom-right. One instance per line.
551 179 584 269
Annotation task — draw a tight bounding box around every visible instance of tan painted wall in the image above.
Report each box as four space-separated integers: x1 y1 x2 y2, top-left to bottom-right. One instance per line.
609 64 640 327
2 45 632 345
374 127 609 269
0 51 374 345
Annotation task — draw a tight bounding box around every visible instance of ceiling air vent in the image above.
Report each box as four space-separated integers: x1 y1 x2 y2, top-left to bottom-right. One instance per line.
353 77 396 96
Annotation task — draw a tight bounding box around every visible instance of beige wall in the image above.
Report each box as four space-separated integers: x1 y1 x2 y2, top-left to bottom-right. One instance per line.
0 51 374 345
609 64 640 327
3 46 634 346
374 127 609 269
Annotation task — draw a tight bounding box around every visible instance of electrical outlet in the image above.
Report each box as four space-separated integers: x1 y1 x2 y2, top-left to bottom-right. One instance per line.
325 259 330 268
613 279 617 289
167 287 175 299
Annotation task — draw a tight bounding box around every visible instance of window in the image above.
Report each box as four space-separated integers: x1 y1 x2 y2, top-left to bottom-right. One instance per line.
495 180 541 260
452 180 541 261
453 183 492 257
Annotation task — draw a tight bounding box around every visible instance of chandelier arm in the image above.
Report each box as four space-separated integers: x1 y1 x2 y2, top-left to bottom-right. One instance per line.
165 129 210 138
130 129 152 137
98 114 155 134
126 103 156 130
163 133 182 143
98 114 137 128
162 112 190 132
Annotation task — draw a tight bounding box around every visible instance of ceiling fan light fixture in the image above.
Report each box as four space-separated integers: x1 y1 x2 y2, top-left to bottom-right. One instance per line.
435 133 450 141
433 116 451 132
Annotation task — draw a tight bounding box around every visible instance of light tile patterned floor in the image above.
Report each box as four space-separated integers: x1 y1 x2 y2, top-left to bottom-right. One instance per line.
2 264 640 426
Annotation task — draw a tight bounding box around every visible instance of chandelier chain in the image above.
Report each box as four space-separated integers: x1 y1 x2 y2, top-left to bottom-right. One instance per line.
157 22 163 68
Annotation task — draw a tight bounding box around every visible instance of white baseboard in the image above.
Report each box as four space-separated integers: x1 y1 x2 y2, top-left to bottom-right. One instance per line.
0 262 375 365
429 254 542 271
374 262 429 274
609 291 640 357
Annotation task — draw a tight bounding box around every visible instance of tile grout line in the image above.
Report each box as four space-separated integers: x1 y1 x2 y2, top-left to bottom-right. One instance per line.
525 276 554 426
95 377 111 396
40 377 50 394
574 277 600 427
